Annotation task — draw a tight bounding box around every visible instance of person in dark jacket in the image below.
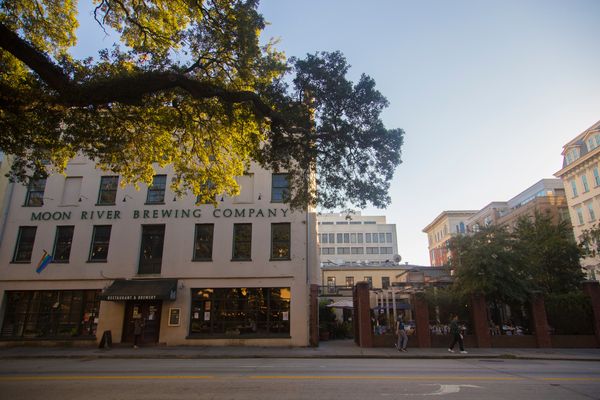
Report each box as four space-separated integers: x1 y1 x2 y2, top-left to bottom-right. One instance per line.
133 317 144 349
448 314 467 354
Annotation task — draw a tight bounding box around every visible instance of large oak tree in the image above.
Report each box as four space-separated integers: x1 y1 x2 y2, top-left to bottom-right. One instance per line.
0 0 404 209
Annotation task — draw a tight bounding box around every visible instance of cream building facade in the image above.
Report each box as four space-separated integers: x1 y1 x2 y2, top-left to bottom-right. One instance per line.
0 156 319 346
422 211 477 267
555 119 600 280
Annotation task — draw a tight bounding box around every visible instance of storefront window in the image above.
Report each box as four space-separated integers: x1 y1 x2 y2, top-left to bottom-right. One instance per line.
189 288 290 337
0 290 101 339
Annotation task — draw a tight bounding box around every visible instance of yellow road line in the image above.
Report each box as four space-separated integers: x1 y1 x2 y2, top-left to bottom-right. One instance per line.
249 375 600 382
248 375 523 381
541 377 600 382
0 375 215 382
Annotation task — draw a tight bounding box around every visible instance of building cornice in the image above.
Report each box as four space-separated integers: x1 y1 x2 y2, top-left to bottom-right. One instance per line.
422 210 478 233
555 145 600 178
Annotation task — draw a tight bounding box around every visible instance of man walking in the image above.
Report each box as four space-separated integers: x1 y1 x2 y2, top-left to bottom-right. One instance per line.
448 314 467 354
396 313 408 352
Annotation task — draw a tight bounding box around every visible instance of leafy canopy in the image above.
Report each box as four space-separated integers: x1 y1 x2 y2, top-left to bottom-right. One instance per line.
449 212 584 303
0 0 404 208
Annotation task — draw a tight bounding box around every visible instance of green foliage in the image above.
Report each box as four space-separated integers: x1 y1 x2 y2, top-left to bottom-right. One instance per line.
449 225 530 303
318 300 336 332
579 224 600 255
513 212 583 294
424 287 469 323
449 212 584 304
545 291 594 335
0 0 403 209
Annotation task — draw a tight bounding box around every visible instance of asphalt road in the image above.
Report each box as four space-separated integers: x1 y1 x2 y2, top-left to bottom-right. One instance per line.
0 358 599 399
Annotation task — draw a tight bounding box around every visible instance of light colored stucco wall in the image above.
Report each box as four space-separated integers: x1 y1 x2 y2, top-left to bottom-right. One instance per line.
0 157 318 346
556 121 600 279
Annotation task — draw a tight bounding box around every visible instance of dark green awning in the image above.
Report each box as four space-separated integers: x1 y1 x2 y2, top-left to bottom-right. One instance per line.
99 279 177 301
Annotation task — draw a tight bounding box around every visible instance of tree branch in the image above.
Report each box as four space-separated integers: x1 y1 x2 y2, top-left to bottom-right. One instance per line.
0 22 71 91
0 21 286 124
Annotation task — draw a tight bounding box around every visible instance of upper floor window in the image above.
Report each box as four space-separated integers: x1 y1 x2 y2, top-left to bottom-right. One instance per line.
271 173 289 203
146 175 166 204
138 225 165 274
587 134 600 151
366 247 379 254
587 203 596 222
382 277 390 289
594 167 600 187
24 178 46 207
193 224 214 261
271 223 291 260
582 175 590 193
364 276 373 288
321 247 335 255
351 247 364 254
89 225 111 262
320 233 335 244
565 147 580 165
380 247 393 254
327 277 336 293
196 180 216 205
13 226 37 262
345 276 354 288
327 276 336 287
337 247 350 254
98 176 119 205
570 179 578 197
61 177 82 205
52 226 74 263
576 207 584 225
233 174 254 204
232 223 252 261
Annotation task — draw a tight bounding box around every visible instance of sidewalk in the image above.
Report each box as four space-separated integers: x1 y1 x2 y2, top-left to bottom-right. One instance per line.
1 340 600 361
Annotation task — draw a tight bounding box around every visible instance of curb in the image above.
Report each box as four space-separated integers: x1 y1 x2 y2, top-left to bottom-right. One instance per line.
1 353 599 362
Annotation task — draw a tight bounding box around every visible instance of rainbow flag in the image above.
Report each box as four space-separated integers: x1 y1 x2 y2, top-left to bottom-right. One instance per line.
36 250 53 274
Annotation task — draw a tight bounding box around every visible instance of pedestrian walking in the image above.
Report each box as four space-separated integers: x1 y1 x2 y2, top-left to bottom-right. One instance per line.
133 317 144 349
396 313 408 352
447 314 467 354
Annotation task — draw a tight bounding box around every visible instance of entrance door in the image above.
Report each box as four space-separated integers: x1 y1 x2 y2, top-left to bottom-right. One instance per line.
122 300 162 344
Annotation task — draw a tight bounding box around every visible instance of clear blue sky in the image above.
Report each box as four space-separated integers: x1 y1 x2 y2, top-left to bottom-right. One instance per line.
258 0 600 265
74 0 600 265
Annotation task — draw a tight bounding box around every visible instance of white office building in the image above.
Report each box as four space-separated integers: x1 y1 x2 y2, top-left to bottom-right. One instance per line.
317 212 399 266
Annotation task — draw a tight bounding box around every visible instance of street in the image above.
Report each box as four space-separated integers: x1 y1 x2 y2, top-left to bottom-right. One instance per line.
0 358 599 399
